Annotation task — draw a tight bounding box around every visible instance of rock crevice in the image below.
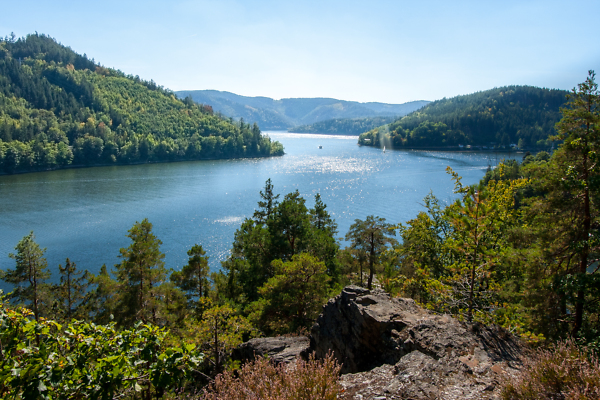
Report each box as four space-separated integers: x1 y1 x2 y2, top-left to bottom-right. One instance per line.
235 285 524 399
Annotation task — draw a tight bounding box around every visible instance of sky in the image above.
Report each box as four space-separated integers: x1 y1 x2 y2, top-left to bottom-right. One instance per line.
2 0 599 104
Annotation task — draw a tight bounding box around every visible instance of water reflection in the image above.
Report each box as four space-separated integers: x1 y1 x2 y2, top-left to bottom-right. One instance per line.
0 132 517 282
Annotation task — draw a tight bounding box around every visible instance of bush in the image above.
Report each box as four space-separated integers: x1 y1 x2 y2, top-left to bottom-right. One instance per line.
501 340 600 399
202 353 341 400
0 298 203 399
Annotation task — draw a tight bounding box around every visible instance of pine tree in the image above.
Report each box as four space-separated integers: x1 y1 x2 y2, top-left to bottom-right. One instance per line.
345 216 397 289
114 219 167 325
529 71 600 337
54 258 91 321
1 231 50 321
171 244 210 318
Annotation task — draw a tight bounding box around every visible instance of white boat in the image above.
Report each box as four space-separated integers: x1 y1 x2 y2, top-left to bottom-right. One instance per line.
383 146 386 153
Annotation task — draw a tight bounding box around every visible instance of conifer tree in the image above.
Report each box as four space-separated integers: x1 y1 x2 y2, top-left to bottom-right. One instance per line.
54 258 91 321
1 231 50 321
528 70 600 338
345 216 397 289
114 218 167 325
171 244 210 318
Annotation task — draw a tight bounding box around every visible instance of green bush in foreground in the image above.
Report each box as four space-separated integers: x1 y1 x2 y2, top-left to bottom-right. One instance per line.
202 353 341 400
501 340 600 399
0 296 203 399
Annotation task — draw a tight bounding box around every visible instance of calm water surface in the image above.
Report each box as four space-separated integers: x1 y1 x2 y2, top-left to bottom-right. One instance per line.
0 132 517 282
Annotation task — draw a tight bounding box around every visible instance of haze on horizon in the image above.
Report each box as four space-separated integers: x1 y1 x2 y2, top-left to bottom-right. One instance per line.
2 0 599 104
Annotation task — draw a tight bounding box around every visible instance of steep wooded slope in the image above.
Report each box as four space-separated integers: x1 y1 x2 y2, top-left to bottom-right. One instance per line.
0 34 282 173
359 86 568 149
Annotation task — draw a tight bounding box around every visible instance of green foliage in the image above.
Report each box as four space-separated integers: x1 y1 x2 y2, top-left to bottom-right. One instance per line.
171 244 210 318
192 301 254 374
444 166 528 321
359 85 567 149
500 340 600 399
0 33 283 174
249 253 330 335
114 218 167 326
520 71 600 339
220 181 339 307
345 215 397 289
393 164 530 331
203 353 341 400
0 298 203 399
290 116 398 135
53 258 91 322
1 231 50 321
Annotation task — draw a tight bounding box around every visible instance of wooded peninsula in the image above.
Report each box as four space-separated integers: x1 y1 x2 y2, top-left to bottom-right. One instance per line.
0 34 283 174
359 85 568 150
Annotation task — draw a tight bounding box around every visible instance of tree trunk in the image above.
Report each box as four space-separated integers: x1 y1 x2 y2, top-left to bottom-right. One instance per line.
573 149 590 337
368 232 375 290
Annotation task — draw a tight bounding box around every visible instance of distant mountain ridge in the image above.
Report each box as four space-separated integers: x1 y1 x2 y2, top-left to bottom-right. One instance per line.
175 90 429 130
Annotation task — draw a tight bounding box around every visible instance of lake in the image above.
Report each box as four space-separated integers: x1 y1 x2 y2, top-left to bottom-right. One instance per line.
0 132 517 282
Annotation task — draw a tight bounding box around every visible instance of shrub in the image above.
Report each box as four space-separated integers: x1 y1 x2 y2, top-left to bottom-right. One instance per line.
0 298 203 399
202 353 341 400
501 340 600 399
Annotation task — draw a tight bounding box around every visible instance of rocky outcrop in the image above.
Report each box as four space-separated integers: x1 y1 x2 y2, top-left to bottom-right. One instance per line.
311 285 524 399
233 285 525 399
232 336 310 365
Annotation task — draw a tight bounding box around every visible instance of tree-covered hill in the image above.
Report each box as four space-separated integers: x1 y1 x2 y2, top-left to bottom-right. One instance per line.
0 33 283 174
289 116 398 135
358 86 568 149
175 89 429 130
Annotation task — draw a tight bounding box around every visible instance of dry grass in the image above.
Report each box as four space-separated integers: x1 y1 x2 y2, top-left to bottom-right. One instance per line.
501 340 600 400
202 353 341 400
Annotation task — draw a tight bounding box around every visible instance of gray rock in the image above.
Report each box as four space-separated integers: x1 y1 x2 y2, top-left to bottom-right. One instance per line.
232 336 310 365
312 285 524 399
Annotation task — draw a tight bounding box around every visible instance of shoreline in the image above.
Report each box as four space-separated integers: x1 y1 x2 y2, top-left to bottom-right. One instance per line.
0 152 285 176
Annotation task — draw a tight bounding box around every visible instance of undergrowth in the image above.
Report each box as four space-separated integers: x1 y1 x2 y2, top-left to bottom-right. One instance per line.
501 339 600 399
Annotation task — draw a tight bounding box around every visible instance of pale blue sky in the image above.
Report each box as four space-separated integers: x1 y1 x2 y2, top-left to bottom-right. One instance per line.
2 0 599 103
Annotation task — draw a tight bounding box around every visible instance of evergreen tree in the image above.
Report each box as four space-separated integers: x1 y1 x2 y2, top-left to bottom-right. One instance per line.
88 264 120 325
253 178 279 224
1 231 50 321
309 193 339 278
53 258 91 322
171 244 210 318
345 216 397 290
527 70 600 338
221 181 339 305
114 218 167 325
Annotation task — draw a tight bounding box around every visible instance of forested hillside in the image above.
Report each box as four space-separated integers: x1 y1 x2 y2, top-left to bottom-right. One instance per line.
3 67 600 400
175 89 429 130
289 116 398 135
359 86 568 149
0 33 283 174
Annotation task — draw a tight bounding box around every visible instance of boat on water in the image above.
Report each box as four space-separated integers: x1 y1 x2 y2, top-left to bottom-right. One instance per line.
319 145 322 149
383 146 386 153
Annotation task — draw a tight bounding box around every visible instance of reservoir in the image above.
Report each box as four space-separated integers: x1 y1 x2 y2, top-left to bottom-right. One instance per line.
0 132 516 281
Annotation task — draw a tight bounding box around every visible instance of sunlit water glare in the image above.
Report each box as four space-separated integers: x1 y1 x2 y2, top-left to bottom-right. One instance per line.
0 132 517 283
